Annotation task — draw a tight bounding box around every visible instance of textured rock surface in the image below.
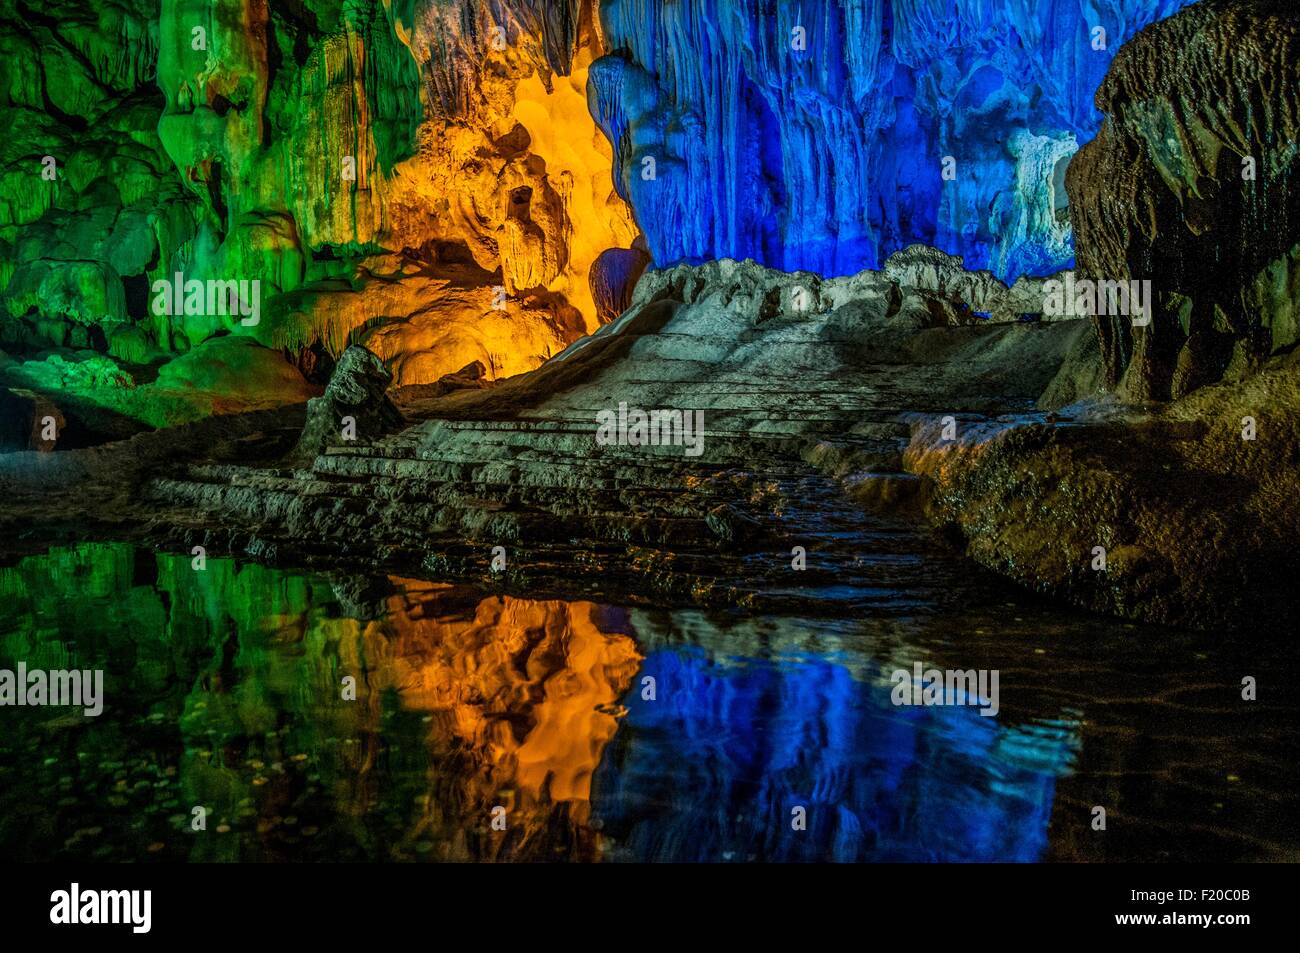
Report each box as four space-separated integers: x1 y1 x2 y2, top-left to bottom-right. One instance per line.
292 345 404 461
151 0 639 377
1069 0 1300 400
877 0 1300 628
589 244 652 323
4 245 1297 629
907 351 1300 629
0 0 193 344
589 0 1193 282
887 0 1300 627
1 255 1089 612
0 336 316 444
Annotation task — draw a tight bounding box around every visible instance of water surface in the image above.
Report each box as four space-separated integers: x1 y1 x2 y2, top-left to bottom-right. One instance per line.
0 543 1295 862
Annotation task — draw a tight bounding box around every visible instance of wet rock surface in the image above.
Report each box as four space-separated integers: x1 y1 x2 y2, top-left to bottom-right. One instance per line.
899 0 1300 629
1 2 1296 638
3 0 1299 877
907 353 1300 630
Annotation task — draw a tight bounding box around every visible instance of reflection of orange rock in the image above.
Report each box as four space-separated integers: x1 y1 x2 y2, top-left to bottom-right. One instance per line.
366 581 641 851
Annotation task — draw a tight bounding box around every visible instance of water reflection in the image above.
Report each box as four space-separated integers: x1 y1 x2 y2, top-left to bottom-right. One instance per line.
361 581 642 860
594 647 1075 861
0 543 1293 862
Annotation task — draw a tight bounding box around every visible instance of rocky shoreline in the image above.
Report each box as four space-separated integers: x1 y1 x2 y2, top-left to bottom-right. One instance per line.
8 245 1293 630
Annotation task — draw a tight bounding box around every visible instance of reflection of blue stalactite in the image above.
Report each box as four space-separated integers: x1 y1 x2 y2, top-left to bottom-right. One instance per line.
592 648 1080 862
589 0 1194 282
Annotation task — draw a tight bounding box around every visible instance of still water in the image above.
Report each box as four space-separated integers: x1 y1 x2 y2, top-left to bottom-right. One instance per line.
0 542 1295 862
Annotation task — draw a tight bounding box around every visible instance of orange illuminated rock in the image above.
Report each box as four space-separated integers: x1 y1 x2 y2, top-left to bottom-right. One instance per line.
1 1 645 417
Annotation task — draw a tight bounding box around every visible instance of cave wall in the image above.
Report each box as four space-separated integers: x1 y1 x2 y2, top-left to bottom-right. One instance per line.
0 0 188 360
6 0 1288 423
150 0 641 383
588 0 1194 283
1 0 641 404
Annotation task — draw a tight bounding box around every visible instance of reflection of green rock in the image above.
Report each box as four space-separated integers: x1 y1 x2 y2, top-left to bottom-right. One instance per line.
0 541 643 861
0 542 373 861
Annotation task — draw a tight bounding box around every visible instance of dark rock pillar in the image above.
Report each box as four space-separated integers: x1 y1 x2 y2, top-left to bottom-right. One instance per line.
1069 0 1300 401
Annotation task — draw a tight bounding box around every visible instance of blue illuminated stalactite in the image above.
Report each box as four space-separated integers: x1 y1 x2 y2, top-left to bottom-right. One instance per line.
590 0 1196 282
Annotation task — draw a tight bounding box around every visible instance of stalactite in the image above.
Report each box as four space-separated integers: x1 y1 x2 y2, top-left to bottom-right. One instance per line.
589 0 1194 283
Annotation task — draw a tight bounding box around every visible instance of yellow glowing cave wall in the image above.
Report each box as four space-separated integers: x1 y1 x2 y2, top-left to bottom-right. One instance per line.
508 46 640 331
359 41 641 386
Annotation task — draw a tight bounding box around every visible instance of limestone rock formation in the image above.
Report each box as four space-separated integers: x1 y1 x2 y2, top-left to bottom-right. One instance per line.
891 0 1300 629
0 335 316 443
1069 0 1300 400
906 349 1300 630
5 233 1297 631
107 254 1090 612
880 245 1079 325
3 1 1298 639
150 0 639 379
0 387 62 452
292 345 404 461
0 0 195 350
589 245 652 323
1 0 642 426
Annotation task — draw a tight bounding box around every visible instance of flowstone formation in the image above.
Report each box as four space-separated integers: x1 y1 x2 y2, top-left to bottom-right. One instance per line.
588 0 1194 282
1 0 639 445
